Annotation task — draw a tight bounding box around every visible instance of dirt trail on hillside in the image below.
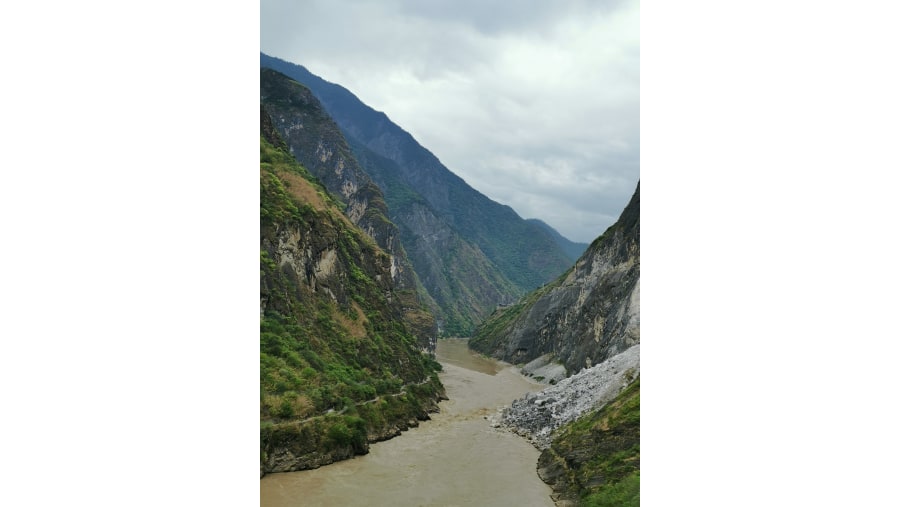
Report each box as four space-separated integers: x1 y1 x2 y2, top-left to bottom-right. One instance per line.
260 338 554 507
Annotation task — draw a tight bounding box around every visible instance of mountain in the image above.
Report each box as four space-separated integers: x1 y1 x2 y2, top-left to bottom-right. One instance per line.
526 218 589 262
261 52 578 336
474 182 640 504
259 109 445 475
470 182 640 375
260 68 436 351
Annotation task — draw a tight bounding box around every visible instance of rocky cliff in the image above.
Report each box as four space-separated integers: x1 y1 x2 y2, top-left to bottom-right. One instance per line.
261 68 436 350
260 113 445 476
261 53 579 335
470 183 640 375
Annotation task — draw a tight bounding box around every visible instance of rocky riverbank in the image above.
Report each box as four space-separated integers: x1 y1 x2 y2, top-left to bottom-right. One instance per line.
261 376 447 477
490 345 640 450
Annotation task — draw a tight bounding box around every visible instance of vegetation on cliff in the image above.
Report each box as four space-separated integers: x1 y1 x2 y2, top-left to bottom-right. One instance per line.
259 121 444 474
261 68 437 349
537 379 640 506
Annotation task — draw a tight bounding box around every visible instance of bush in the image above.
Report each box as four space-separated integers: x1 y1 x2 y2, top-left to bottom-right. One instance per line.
278 398 294 418
326 423 352 447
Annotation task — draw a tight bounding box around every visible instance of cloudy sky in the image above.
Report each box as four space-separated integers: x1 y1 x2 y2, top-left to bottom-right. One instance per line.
261 0 639 243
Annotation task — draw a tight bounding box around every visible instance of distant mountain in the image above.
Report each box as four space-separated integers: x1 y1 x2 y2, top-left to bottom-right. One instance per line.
261 52 580 335
470 182 639 374
260 109 444 475
526 218 589 262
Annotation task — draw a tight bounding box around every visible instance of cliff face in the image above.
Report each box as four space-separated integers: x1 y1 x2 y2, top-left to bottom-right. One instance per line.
259 117 444 475
470 183 640 375
261 53 579 336
261 68 436 350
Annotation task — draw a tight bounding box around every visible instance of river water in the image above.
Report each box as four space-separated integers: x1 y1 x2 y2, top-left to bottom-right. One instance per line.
260 338 554 507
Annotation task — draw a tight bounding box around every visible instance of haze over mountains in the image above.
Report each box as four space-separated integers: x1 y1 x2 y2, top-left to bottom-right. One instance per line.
262 52 587 336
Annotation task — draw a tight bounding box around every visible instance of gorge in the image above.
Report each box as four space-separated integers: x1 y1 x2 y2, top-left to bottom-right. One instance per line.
260 56 639 506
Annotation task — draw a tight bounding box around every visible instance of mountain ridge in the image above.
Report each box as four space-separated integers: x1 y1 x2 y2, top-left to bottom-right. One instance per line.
470 182 640 374
261 68 437 350
526 218 589 262
261 52 581 335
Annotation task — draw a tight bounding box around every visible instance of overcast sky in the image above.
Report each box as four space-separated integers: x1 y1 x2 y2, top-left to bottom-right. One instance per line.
261 0 639 243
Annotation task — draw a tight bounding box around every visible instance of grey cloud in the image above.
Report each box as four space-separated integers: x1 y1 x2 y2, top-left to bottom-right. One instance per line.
261 0 639 243
392 0 632 36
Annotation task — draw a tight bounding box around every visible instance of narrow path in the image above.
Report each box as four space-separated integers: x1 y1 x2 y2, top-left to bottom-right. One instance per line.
270 377 435 427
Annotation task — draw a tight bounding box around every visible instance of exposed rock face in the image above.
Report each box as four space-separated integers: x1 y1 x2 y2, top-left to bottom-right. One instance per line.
262 397 443 476
519 354 568 385
265 441 359 475
470 183 640 374
261 68 436 351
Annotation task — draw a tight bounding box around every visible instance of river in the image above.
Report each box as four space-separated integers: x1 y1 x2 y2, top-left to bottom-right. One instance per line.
260 338 554 506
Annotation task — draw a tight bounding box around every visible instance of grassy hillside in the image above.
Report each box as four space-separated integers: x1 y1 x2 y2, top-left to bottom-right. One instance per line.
259 124 444 474
538 379 640 506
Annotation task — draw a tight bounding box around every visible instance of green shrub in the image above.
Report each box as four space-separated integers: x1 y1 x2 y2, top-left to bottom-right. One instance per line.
277 398 294 418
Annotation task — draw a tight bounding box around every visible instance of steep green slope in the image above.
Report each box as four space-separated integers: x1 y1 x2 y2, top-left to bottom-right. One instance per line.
261 52 578 335
261 68 437 350
537 379 640 506
259 113 444 475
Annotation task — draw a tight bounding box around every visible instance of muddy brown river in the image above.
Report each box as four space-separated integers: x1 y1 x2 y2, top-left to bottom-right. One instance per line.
260 338 554 506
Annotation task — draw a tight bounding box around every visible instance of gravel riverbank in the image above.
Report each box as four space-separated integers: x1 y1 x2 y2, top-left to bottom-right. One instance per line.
489 344 640 450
